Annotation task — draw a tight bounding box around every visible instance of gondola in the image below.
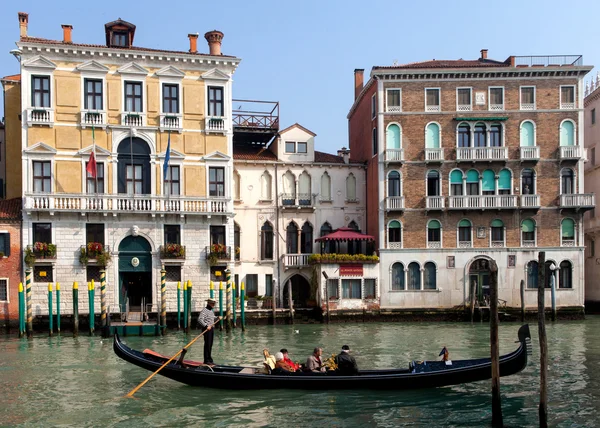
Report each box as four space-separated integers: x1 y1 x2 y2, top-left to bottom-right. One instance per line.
114 324 531 390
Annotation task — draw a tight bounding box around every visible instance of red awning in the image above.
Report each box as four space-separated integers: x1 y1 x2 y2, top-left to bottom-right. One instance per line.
315 228 375 242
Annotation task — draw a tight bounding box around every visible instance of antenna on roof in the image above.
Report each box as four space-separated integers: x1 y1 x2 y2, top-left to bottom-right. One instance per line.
392 59 398 66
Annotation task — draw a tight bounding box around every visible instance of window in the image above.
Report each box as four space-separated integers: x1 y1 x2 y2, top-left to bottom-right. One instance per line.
489 87 504 110
559 261 572 289
33 161 51 193
457 88 471 110
364 279 377 299
282 171 296 205
86 223 105 245
387 124 401 150
386 89 401 112
210 225 226 246
86 266 102 282
561 169 575 194
164 225 181 245
261 222 274 260
112 32 128 47
427 220 441 245
388 171 401 197
424 262 436 290
0 233 10 256
285 142 296 153
33 223 52 244
482 170 495 195
301 222 313 254
260 172 272 200
164 165 180 196
561 218 575 245
498 169 511 195
520 87 535 109
458 124 470 148
407 262 421 290
466 170 479 195
425 123 440 148
458 220 472 245
425 88 440 111
126 165 143 194
491 219 504 245
560 86 575 108
346 173 357 201
208 86 224 117
372 127 378 156
124 81 143 112
265 274 273 297
489 124 502 147
388 220 401 247
527 261 539 289
32 76 50 108
474 124 486 147
86 162 105 193
34 266 53 282
298 172 311 206
165 265 181 282
320 222 333 254
209 167 225 197
450 170 463 196
427 171 440 196
327 278 339 299
320 173 331 201
297 142 308 153
0 279 7 301
162 84 179 114
84 79 103 110
234 222 240 260
560 121 575 146
246 274 258 297
520 121 535 147
522 169 535 194
342 279 361 299
592 148 596 167
593 108 597 125
286 222 299 254
371 94 376 119
590 239 596 258
522 219 535 244
233 171 240 201
391 263 405 291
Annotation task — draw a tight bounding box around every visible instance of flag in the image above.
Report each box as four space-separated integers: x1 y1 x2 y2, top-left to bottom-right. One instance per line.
86 125 97 178
163 131 171 182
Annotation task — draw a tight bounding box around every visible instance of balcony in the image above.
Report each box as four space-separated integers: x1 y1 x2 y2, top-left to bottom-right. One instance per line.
520 146 540 161
26 108 54 126
513 55 582 67
456 147 508 162
160 114 183 132
427 241 441 249
560 193 595 210
560 102 576 110
449 195 518 210
425 105 440 112
206 245 231 264
385 196 405 211
457 104 471 112
489 104 504 111
121 112 146 127
522 240 536 248
159 244 186 260
24 193 233 216
426 196 444 210
559 146 583 160
388 242 402 250
233 99 279 146
79 244 111 266
80 110 107 129
458 241 472 248
425 148 444 162
283 253 311 268
385 149 404 163
205 116 226 133
491 241 505 248
25 243 57 267
520 194 541 209
280 194 314 209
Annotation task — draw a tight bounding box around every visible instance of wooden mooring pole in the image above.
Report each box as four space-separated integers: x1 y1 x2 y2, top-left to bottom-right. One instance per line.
287 280 294 324
520 279 525 322
469 277 476 323
537 251 548 428
489 260 503 427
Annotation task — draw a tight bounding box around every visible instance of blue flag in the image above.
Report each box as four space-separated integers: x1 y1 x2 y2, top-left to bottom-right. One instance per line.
163 132 171 183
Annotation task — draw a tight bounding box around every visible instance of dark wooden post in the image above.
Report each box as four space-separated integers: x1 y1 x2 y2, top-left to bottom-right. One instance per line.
271 279 277 325
489 260 503 427
469 277 476 323
287 280 294 324
520 279 525 322
537 251 548 428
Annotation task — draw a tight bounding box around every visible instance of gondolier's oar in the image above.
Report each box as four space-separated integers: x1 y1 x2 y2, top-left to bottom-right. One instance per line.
124 317 221 398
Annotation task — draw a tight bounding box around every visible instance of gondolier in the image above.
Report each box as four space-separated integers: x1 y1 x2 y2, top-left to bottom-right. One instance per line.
198 298 217 365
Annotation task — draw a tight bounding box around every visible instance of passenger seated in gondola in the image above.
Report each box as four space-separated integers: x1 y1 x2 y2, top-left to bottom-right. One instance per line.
280 348 301 371
334 345 358 375
271 352 296 375
263 348 276 371
306 347 326 373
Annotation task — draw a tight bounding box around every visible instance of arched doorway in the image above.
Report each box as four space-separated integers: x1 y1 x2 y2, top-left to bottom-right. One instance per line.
118 235 152 315
282 274 314 308
468 257 493 306
117 137 151 194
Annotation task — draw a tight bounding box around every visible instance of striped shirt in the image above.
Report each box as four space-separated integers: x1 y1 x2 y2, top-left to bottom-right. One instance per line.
198 306 215 329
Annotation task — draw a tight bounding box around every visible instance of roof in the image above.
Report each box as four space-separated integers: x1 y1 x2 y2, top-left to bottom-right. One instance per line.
233 146 277 161
19 36 237 59
314 151 345 164
279 123 317 137
315 228 375 242
1 74 21 82
373 58 509 70
0 198 22 221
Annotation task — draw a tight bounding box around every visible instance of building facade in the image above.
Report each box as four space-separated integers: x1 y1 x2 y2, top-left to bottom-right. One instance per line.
349 50 593 311
0 121 5 198
4 13 241 318
0 198 22 328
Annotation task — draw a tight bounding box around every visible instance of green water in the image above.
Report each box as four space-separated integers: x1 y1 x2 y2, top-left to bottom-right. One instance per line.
1 318 599 427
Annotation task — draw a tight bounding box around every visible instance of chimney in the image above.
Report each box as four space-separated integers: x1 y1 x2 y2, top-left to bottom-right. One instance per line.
480 49 488 60
337 147 350 164
509 55 516 67
204 30 224 56
188 33 198 54
61 24 73 44
18 12 28 38
354 69 364 100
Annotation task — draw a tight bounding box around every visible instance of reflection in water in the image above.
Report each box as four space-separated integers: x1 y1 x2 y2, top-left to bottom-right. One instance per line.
1 318 599 427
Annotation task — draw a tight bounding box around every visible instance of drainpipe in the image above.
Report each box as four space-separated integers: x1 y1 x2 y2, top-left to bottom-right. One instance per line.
275 162 281 310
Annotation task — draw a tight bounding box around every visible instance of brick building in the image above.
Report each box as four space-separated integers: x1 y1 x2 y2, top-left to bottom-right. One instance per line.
0 198 22 329
349 50 593 311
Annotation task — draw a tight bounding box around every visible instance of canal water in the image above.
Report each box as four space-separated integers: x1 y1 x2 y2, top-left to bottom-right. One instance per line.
1 318 599 427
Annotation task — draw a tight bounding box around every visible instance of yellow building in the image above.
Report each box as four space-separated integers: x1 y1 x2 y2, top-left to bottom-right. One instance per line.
3 13 240 318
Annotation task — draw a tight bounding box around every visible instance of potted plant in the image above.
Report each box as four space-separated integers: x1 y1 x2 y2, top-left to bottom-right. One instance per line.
254 295 264 309
207 252 219 266
24 247 36 268
162 243 185 259
96 250 112 268
33 242 56 258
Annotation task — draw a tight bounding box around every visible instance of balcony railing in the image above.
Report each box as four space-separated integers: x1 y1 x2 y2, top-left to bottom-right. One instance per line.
26 244 57 260
491 241 505 248
561 239 576 247
24 193 232 215
280 193 313 207
121 112 146 127
457 104 471 111
560 102 576 110
520 194 541 208
489 104 504 111
559 146 583 160
449 195 518 209
284 253 311 268
385 196 405 211
205 246 231 261
425 105 440 112
520 146 540 161
458 241 472 248
160 114 183 132
159 244 186 259
560 193 595 209
426 196 444 210
427 241 441 249
232 99 279 131
520 103 536 111
385 149 404 162
26 108 54 126
425 148 444 162
388 242 402 250
456 147 508 161
513 55 582 67
206 116 226 133
522 240 536 247
386 105 402 113
80 110 107 128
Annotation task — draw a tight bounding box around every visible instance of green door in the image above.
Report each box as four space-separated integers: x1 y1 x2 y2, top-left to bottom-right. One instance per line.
118 236 152 311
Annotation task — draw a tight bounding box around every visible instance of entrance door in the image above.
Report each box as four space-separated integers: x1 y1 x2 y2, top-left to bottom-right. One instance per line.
282 275 313 308
469 259 492 306
120 272 152 312
118 235 153 314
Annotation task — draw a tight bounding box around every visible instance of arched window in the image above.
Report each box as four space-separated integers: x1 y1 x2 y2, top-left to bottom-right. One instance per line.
527 261 539 289
301 222 313 254
466 170 479 195
450 170 464 196
491 219 504 246
117 137 151 195
233 171 241 201
482 169 495 195
425 123 440 148
388 220 402 248
458 219 472 246
320 172 331 201
260 171 272 201
424 262 436 290
387 124 401 149
282 171 296 205
474 123 486 147
559 261 572 289
407 262 421 290
261 222 273 260
520 121 535 147
286 222 299 254
391 262 405 291
388 171 401 197
427 170 440 196
346 173 357 201
458 124 471 148
427 220 441 247
561 218 575 245
320 222 333 253
298 171 311 205
372 127 378 155
490 124 502 147
498 169 511 195
522 219 536 245
522 168 535 194
348 221 360 231
560 121 575 146
234 222 241 260
561 168 575 194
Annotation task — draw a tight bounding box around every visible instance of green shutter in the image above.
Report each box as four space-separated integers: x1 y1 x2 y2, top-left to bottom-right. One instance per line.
450 170 463 184
459 219 471 227
562 219 575 238
389 220 401 229
428 220 441 229
520 121 534 147
466 170 479 183
482 170 495 191
491 219 504 228
426 123 440 148
522 219 535 233
387 124 401 149
560 121 574 146
498 169 511 190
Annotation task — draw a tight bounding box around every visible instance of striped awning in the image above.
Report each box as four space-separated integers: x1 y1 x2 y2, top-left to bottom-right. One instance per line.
315 228 375 242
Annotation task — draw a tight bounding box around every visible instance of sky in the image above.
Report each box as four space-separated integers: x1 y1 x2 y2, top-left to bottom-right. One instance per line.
1 0 600 154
